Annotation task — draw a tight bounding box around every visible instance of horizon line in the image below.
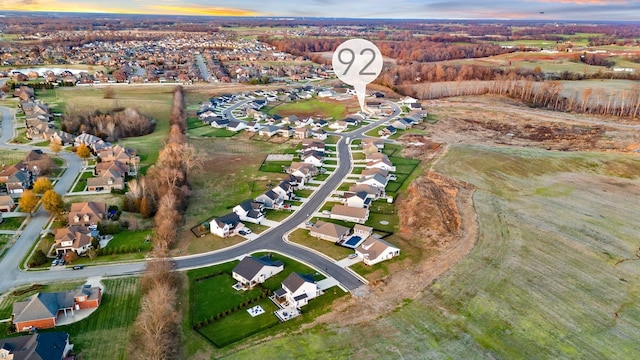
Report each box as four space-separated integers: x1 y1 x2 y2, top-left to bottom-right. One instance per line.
0 10 639 23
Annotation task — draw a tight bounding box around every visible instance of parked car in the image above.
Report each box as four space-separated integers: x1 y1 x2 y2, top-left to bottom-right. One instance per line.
72 265 84 270
239 228 252 235
348 253 359 259
51 259 59 266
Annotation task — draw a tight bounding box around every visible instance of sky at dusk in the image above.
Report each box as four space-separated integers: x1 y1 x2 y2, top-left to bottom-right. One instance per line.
1 0 639 21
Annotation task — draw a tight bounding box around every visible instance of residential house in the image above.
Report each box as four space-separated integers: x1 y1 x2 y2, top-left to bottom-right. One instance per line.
227 120 247 132
67 202 107 228
293 127 311 139
232 255 284 289
398 96 418 104
301 139 325 152
0 195 15 212
50 130 74 145
366 153 396 172
288 162 318 181
313 119 328 128
344 191 372 208
233 200 266 224
361 138 385 151
318 89 334 98
12 285 102 332
54 226 93 255
347 184 384 200
210 118 230 128
95 160 128 178
255 190 283 209
74 132 102 149
378 125 397 136
97 145 139 166
0 168 33 194
407 110 428 123
309 220 351 243
210 212 242 238
272 180 295 201
312 128 328 140
356 173 388 189
356 236 401 265
86 173 124 192
273 272 320 308
361 167 389 179
246 121 263 132
353 224 373 238
391 118 412 130
408 102 423 110
301 150 324 167
362 143 380 155
329 120 348 132
258 125 280 137
330 205 370 224
278 125 294 138
0 332 73 360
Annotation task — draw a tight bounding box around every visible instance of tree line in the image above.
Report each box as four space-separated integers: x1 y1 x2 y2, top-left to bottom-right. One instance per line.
128 86 201 359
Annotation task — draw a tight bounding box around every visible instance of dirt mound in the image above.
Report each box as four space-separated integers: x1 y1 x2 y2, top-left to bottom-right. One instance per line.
398 172 471 248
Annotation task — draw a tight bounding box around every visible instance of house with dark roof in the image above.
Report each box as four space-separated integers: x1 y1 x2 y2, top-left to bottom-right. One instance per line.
0 332 73 360
356 173 388 189
344 191 373 209
255 190 284 209
233 200 265 224
209 212 242 238
12 285 102 332
273 272 319 309
232 255 284 289
301 150 324 167
378 125 397 136
258 125 280 137
272 180 295 201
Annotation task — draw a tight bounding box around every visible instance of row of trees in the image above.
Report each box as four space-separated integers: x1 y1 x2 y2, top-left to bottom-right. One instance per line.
129 86 198 360
401 78 640 119
18 178 64 215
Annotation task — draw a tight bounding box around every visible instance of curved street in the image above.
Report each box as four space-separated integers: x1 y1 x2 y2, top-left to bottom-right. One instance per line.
0 98 400 293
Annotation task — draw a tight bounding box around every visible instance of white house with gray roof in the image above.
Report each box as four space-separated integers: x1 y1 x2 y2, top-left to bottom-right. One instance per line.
232 255 284 289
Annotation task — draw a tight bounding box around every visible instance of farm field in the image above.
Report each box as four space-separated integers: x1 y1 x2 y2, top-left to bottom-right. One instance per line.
265 98 360 120
222 144 640 359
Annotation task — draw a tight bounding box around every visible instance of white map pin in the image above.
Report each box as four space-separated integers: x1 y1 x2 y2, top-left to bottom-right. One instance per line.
332 39 383 113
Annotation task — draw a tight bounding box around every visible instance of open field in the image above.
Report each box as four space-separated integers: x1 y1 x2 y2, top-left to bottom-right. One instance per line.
223 144 640 359
265 98 360 120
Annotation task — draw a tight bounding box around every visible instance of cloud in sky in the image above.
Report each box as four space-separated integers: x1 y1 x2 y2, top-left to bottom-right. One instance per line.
0 0 638 20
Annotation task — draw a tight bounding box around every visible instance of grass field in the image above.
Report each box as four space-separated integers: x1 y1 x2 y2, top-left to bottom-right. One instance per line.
265 98 355 120
222 144 640 358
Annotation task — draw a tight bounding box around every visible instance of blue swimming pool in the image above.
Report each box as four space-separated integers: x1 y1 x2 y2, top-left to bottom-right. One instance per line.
342 236 363 248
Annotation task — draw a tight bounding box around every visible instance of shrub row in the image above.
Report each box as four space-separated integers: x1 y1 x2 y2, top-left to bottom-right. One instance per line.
192 289 271 329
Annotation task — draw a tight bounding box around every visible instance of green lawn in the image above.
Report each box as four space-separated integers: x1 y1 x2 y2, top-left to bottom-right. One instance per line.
259 160 290 173
196 298 279 347
0 216 26 230
294 189 314 198
266 99 347 120
191 272 264 322
265 209 293 221
104 229 153 252
288 228 354 260
190 127 237 138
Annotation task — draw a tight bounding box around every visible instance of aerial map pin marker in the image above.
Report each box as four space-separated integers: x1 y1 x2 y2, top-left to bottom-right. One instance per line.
332 39 383 113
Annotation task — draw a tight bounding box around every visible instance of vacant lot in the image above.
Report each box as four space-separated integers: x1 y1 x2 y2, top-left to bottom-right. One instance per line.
265 98 360 120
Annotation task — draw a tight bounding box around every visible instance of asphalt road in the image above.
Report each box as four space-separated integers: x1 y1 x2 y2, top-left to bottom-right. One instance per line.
194 54 212 83
0 98 400 293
